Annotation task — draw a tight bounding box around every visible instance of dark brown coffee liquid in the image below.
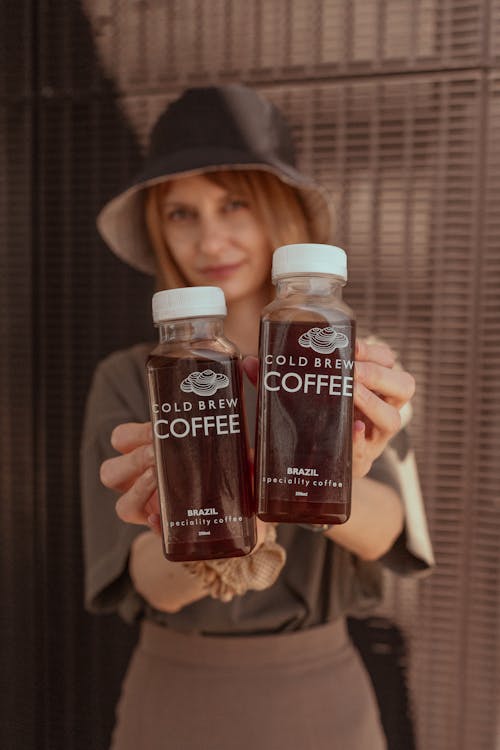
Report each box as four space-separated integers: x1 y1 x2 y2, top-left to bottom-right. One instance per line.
256 319 355 524
147 352 256 561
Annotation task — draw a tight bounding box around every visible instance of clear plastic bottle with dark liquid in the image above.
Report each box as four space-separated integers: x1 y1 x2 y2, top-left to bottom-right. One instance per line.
146 286 256 562
255 244 356 525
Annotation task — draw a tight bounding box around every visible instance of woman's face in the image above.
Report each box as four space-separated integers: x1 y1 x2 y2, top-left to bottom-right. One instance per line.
160 174 272 303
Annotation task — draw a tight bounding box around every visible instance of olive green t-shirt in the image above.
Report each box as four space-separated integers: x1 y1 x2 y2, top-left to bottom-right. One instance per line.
80 343 432 633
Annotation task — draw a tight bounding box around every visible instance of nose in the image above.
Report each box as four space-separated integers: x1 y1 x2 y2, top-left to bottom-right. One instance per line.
197 214 228 259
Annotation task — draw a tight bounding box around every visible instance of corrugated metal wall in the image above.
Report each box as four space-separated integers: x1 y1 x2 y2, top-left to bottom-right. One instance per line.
1 1 499 749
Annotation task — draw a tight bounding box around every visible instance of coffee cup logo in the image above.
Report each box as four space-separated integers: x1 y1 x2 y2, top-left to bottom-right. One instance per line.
298 326 349 355
180 369 230 397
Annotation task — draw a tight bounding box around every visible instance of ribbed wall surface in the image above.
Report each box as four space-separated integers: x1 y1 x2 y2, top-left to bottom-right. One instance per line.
1 3 152 749
0 4 36 748
1 2 499 749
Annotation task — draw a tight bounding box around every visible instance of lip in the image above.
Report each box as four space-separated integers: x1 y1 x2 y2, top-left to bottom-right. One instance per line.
200 261 245 280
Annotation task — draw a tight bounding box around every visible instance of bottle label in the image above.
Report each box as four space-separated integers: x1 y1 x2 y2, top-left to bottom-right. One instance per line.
147 356 253 548
257 320 355 505
151 365 241 440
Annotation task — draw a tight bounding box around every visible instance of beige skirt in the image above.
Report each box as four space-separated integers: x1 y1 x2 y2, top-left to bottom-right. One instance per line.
111 618 386 750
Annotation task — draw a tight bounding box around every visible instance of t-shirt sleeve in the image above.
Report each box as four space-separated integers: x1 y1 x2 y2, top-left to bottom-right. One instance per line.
80 347 151 623
367 416 435 577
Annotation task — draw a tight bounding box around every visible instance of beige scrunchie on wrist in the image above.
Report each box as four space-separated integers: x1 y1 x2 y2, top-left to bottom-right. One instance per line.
182 525 286 602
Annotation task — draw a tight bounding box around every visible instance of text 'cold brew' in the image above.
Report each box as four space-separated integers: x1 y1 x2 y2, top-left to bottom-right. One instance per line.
146 286 256 562
255 244 355 525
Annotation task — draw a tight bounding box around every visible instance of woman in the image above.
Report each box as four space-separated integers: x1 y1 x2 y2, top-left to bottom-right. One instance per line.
81 84 434 749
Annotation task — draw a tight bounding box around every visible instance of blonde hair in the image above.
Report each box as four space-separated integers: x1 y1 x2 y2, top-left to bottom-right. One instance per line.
144 169 314 291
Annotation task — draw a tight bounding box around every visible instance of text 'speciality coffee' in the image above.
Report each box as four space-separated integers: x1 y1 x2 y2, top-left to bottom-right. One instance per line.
146 286 256 562
255 244 356 525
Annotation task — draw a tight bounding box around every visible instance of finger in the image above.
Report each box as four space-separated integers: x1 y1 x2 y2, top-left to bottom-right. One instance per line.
145 490 160 518
354 405 374 439
352 421 375 479
100 443 155 491
115 468 158 525
354 382 402 437
242 356 259 387
353 420 367 462
111 422 153 453
356 339 396 368
146 513 162 535
355 362 415 408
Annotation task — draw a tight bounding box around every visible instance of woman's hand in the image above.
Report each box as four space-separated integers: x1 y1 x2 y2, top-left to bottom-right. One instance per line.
100 420 269 548
352 338 415 478
242 340 416 482
100 421 160 527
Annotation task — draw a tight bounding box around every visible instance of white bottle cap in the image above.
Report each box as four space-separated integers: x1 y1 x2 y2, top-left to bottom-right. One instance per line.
272 243 348 282
152 286 227 323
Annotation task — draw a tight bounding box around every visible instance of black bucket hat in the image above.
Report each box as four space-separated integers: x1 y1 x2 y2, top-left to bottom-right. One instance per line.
97 84 333 275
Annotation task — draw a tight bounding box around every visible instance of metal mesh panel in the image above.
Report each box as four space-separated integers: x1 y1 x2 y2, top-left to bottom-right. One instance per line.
84 0 489 91
260 71 500 749
2 1 500 749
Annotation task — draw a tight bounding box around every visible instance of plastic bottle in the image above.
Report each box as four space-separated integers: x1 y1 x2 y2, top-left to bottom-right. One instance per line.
146 286 256 561
255 244 355 525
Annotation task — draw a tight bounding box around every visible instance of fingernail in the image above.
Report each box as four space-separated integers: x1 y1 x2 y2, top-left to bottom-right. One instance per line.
146 445 155 462
354 420 365 433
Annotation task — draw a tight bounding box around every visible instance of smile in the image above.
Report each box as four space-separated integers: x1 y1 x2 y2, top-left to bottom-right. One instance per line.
200 262 244 280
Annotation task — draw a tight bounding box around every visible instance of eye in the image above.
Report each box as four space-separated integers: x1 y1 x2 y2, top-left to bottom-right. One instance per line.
165 206 195 222
223 197 248 213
